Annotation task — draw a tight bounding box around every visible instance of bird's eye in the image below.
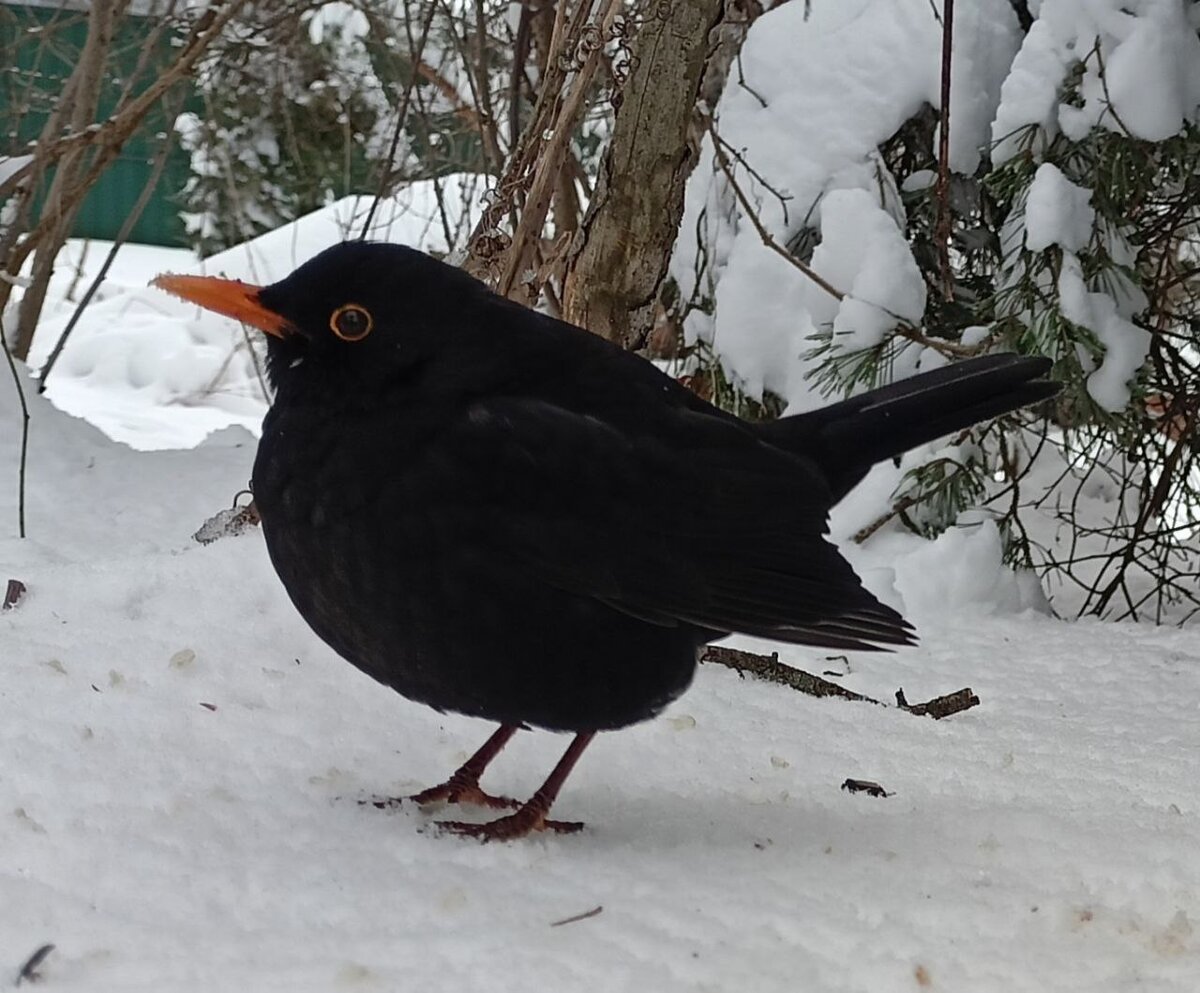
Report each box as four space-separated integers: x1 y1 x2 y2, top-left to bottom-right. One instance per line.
330 303 373 342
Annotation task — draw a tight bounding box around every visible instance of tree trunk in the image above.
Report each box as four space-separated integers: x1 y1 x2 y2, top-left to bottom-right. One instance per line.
560 0 727 350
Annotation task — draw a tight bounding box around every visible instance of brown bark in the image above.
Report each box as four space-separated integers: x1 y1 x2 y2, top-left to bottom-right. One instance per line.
560 0 727 350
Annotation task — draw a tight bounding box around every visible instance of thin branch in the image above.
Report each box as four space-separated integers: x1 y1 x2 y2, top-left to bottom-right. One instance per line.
360 0 439 239
933 0 954 301
0 0 247 347
1091 38 1133 139
711 129 792 226
708 117 983 361
895 686 980 719
1 316 30 538
464 0 606 290
0 1 241 205
496 0 625 300
701 646 980 719
15 943 55 987
701 646 879 703
706 117 844 301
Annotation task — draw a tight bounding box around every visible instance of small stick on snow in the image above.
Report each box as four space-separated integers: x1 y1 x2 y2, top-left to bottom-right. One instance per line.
841 779 893 798
15 943 55 986
896 687 980 720
701 646 882 705
3 579 26 610
702 646 981 719
550 906 603 927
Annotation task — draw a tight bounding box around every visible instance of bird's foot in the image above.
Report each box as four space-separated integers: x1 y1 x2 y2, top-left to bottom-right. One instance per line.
408 775 520 810
437 804 585 841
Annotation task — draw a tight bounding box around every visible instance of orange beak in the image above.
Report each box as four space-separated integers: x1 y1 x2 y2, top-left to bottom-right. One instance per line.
152 273 293 338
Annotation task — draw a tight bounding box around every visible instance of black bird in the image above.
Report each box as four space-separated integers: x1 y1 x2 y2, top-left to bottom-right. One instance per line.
155 242 1057 840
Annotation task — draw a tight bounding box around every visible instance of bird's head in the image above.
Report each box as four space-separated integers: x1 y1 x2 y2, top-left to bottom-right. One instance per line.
153 241 490 394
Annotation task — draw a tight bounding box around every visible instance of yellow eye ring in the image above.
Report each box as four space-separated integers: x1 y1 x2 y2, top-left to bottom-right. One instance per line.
330 303 373 341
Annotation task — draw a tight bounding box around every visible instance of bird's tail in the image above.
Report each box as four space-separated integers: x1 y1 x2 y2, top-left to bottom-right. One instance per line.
759 354 1058 502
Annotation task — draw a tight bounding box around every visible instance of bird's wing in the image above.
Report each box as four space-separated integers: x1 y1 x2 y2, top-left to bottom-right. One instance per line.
405 396 911 651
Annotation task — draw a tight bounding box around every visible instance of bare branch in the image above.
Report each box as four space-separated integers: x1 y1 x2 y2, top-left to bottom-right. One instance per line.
933 0 954 302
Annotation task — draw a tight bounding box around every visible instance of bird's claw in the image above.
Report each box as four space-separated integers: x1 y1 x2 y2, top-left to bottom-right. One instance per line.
408 779 521 810
437 810 585 841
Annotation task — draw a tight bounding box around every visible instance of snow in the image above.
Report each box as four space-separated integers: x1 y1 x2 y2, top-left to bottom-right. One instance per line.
1057 253 1151 411
991 0 1200 161
0 154 33 188
673 0 1191 425
812 189 927 353
3 3 1198 980
306 1 370 46
19 178 481 450
1023 163 1094 253
672 0 1022 411
4 359 1200 991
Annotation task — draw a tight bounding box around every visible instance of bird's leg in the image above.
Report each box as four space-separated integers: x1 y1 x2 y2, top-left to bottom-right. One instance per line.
408 724 520 809
440 732 595 841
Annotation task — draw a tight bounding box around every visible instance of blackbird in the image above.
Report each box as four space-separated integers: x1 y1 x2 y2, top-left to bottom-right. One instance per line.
155 242 1057 840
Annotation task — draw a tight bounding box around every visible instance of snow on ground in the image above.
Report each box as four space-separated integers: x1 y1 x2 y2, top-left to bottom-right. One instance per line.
4 341 1200 990
4 19 1199 970
17 177 482 451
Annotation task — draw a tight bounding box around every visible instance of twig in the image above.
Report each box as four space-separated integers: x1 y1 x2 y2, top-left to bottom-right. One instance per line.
508 0 535 152
706 118 845 302
701 646 881 704
464 0 613 294
550 905 603 927
435 0 505 174
15 943 55 986
841 778 893 798
0 1 246 354
852 494 922 544
711 131 793 225
896 686 980 719
3 579 26 610
63 239 90 303
933 0 954 302
702 646 981 719
496 0 625 300
1091 38 1133 139
360 0 439 239
0 316 29 538
892 321 987 359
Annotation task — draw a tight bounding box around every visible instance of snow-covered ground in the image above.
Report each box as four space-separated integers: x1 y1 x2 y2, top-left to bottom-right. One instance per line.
3 0 1199 981
4 290 1200 989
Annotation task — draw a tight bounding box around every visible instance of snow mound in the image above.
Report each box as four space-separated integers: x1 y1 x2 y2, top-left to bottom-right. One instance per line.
26 177 482 451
